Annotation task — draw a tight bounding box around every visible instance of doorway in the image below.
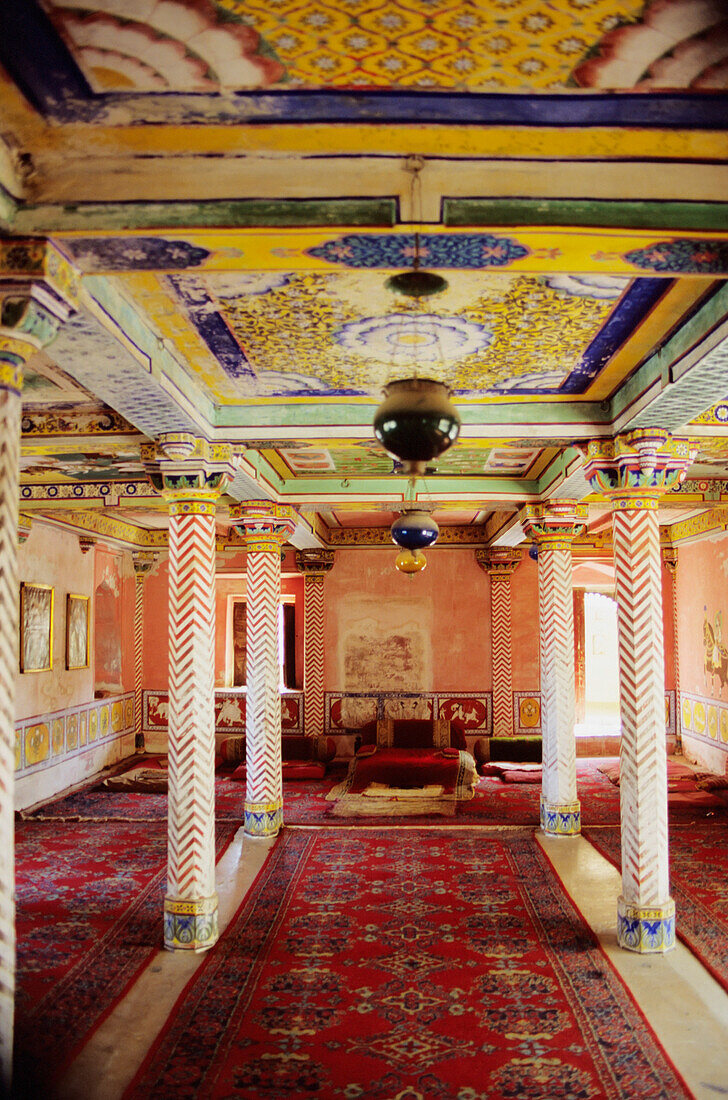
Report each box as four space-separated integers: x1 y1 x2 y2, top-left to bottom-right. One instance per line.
577 591 621 735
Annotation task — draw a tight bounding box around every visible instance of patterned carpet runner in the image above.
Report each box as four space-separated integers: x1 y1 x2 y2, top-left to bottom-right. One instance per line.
24 759 728 828
13 819 237 1095
585 824 728 994
126 828 688 1099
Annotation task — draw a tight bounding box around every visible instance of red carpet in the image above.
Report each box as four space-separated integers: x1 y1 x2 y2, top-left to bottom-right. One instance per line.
126 828 688 1099
14 819 237 1095
585 824 728 994
24 759 728 828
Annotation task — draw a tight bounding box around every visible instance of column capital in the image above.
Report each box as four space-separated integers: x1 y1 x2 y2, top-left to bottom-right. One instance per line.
132 550 158 580
143 437 236 515
581 430 695 510
474 547 522 577
522 501 588 549
295 548 335 579
0 281 74 393
230 501 298 552
78 536 96 555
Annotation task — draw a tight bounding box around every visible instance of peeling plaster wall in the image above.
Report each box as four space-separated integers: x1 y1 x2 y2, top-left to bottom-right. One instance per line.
323 548 493 693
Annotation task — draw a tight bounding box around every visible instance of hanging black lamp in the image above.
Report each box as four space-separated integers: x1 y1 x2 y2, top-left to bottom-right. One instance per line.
374 378 460 477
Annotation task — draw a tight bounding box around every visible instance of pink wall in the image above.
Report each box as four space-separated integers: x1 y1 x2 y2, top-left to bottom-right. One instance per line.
16 523 135 721
93 545 135 693
676 534 728 703
143 550 304 690
323 547 497 692
510 555 540 691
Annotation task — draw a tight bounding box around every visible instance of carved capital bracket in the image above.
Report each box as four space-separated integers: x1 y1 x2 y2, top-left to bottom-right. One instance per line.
132 550 158 582
295 549 335 581
662 546 678 576
475 548 522 578
78 536 96 555
230 501 298 553
581 430 695 510
17 514 32 545
522 501 589 550
143 436 236 516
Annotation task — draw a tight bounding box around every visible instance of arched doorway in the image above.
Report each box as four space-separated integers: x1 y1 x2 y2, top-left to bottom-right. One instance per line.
577 590 620 735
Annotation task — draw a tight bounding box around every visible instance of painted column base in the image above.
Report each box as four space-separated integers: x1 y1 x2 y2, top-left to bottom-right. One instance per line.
164 893 219 952
617 896 675 954
540 796 581 836
245 799 283 837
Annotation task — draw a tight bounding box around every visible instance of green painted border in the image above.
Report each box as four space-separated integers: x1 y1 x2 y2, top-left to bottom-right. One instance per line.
444 198 728 231
12 198 398 234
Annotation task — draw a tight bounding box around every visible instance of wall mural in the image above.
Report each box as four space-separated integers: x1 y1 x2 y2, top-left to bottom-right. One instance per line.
704 607 728 694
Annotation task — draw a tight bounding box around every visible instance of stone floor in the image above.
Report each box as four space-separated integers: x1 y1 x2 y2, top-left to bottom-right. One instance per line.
53 788 728 1100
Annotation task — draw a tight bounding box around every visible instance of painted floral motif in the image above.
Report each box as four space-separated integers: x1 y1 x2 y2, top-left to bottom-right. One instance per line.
335 313 493 362
624 238 728 274
45 0 285 92
58 238 211 274
308 233 530 270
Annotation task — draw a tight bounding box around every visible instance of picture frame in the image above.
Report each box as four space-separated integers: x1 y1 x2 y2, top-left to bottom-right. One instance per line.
66 593 90 671
19 582 54 673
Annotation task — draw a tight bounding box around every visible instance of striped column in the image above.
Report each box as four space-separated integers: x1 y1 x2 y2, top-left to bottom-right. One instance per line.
231 503 297 837
475 549 521 738
0 281 72 1089
145 436 236 951
662 547 680 751
131 552 157 750
524 503 587 836
583 430 693 953
296 550 335 738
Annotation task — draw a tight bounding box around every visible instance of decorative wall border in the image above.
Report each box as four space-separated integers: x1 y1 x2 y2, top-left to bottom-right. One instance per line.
325 691 492 736
15 691 134 776
666 689 676 738
142 689 304 737
679 690 728 754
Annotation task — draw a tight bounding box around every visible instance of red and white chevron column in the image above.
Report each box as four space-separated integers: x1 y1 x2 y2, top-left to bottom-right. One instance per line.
476 550 521 738
524 504 587 836
145 435 236 951
232 503 297 837
132 552 156 750
296 550 335 738
583 430 693 952
613 504 672 949
0 279 73 1086
165 505 219 949
0 378 20 1090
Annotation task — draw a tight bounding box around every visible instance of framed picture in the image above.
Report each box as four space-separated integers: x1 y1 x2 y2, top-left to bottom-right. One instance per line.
66 594 90 670
19 582 54 673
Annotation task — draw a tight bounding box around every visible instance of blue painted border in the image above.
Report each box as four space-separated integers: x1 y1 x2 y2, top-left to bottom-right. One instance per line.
3 1 728 129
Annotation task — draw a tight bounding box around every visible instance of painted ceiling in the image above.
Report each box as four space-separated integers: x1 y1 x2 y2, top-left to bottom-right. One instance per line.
35 0 728 95
2 0 728 551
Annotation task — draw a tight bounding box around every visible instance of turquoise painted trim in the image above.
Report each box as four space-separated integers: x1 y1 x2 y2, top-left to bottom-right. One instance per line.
273 475 539 497
609 281 728 423
15 197 399 233
445 198 728 232
83 275 216 430
214 401 610 429
536 447 586 496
